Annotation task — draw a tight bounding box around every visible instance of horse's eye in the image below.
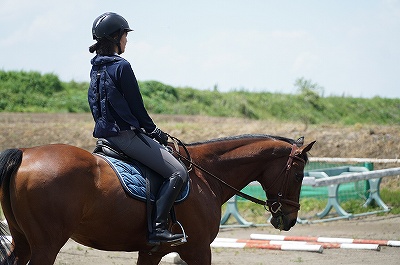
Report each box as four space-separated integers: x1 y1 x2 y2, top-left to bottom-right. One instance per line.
295 172 304 182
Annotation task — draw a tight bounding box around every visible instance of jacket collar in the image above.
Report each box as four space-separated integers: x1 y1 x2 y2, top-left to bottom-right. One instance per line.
91 54 123 66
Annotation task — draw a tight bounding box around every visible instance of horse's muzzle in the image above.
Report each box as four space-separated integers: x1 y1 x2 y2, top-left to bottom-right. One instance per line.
270 215 297 231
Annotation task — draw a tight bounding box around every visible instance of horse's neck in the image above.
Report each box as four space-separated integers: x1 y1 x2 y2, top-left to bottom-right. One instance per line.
188 138 281 202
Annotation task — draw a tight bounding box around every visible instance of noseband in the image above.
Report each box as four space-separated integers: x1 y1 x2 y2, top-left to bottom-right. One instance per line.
265 144 305 216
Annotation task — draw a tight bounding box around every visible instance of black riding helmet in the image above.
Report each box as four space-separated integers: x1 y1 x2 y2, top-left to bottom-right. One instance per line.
92 12 133 54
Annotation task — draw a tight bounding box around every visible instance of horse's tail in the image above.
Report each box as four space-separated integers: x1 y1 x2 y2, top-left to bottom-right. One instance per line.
0 148 22 264
0 149 23 187
0 220 15 265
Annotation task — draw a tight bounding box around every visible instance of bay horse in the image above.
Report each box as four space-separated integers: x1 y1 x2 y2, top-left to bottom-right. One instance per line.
0 134 314 264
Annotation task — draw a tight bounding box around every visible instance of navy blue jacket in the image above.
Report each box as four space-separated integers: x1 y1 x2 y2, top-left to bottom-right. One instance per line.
88 54 156 138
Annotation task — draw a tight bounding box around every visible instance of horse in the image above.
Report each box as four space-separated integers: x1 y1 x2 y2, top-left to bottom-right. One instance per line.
0 134 315 264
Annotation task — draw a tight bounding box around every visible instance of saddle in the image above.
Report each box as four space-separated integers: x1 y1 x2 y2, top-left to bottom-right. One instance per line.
93 138 189 246
93 138 130 161
93 138 189 202
95 138 170 196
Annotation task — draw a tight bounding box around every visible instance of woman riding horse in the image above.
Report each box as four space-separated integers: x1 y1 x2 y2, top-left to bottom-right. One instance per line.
0 134 315 264
88 12 188 245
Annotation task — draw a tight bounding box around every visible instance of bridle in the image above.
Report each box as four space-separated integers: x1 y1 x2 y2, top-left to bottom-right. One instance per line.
264 143 305 217
167 135 306 218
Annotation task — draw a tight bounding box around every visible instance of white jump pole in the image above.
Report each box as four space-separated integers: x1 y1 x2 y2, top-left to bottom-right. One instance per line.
215 237 380 251
212 238 323 253
250 234 400 247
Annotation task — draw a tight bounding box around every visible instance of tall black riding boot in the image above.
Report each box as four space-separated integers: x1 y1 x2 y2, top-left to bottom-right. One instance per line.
148 172 185 245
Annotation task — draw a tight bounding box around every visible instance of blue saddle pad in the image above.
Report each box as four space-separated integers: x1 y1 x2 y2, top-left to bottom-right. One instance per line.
95 154 190 203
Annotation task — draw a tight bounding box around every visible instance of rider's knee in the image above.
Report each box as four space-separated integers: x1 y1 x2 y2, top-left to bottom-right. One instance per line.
174 167 188 183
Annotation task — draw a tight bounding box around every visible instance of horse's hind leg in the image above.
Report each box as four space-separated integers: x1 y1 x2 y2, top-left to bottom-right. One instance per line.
10 225 65 265
8 225 31 264
26 235 68 265
27 247 60 265
8 223 69 264
24 230 70 265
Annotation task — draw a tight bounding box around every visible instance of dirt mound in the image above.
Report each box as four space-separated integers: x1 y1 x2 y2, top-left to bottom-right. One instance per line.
1 113 399 160
2 113 399 190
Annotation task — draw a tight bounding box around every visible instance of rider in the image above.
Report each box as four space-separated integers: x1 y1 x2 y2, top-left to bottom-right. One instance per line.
88 12 188 245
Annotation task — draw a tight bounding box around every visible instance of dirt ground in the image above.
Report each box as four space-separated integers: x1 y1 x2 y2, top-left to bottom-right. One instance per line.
1 112 399 160
1 113 400 264
55 215 400 265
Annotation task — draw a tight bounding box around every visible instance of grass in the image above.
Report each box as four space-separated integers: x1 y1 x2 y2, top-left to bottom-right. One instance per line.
381 188 400 214
1 70 400 125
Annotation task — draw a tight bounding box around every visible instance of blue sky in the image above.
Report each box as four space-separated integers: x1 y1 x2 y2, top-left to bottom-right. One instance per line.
1 0 399 98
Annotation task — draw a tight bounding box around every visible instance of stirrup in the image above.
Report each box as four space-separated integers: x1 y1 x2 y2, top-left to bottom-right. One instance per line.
147 221 187 247
147 222 187 252
170 221 188 246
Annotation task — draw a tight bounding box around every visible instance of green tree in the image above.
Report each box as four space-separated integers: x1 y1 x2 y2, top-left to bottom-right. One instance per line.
294 77 325 127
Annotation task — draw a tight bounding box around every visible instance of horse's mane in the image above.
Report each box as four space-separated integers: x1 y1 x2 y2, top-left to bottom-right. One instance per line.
186 134 308 163
186 134 296 146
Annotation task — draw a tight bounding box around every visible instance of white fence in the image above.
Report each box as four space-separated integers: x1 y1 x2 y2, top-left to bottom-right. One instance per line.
305 167 400 187
309 157 400 164
221 157 400 226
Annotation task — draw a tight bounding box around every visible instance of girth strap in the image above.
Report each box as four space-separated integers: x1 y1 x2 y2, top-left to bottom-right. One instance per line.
146 178 152 233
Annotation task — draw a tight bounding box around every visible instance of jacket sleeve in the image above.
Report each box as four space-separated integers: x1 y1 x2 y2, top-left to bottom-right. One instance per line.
116 60 157 133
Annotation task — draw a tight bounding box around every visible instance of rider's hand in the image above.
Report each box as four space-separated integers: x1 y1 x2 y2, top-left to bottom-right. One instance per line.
150 127 168 146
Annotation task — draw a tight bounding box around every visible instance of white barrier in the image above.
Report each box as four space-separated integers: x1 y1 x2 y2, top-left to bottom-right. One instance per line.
299 167 400 220
309 157 400 164
250 234 400 247
220 160 400 226
308 167 400 187
211 238 324 253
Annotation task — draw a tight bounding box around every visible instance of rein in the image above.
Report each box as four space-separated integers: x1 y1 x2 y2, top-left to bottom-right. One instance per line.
168 135 265 206
167 135 303 209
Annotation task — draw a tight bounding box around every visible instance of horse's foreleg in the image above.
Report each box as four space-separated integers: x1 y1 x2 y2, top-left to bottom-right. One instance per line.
137 250 163 265
179 245 212 265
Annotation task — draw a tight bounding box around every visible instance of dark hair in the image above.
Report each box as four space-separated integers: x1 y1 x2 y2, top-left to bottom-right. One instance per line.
89 38 116 55
89 31 119 55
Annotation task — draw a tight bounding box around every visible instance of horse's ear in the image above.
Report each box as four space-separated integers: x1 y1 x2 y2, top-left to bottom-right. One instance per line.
300 140 316 153
295 136 304 147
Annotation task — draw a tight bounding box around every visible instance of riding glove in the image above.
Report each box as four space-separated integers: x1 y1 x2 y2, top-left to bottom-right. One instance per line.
150 127 169 145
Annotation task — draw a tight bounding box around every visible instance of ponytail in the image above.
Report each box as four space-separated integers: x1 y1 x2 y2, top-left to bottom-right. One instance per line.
89 42 99 53
88 35 118 55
